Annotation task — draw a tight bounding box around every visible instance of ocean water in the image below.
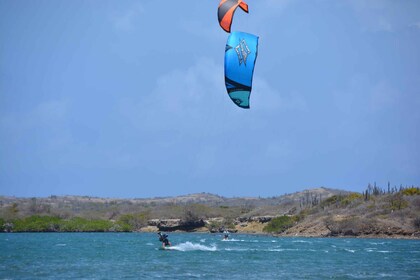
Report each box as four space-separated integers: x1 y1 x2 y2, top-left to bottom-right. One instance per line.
0 233 419 279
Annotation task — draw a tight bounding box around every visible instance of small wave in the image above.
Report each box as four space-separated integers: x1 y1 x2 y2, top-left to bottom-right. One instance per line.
166 242 217 252
224 248 300 252
246 240 276 243
221 238 245 242
378 250 390 253
200 239 206 243
344 248 355 253
379 273 393 277
268 248 297 252
292 240 312 243
265 248 300 252
225 248 251 252
55 244 67 247
369 242 387 245
146 243 154 246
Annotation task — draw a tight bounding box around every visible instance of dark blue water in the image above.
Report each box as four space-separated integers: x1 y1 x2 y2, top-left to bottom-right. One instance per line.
1 233 419 279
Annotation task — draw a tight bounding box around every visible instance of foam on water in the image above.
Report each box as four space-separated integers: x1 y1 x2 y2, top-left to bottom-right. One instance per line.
166 242 217 252
369 242 387 245
224 248 301 252
292 240 312 243
221 238 245 242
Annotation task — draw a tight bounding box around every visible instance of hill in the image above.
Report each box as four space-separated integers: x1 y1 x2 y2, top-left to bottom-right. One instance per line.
1 186 419 238
0 187 346 220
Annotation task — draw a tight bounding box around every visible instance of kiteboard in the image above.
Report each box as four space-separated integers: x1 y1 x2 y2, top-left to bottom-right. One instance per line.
159 246 171 250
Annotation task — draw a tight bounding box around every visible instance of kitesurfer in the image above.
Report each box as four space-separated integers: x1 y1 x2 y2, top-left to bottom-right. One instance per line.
223 230 229 240
158 232 171 248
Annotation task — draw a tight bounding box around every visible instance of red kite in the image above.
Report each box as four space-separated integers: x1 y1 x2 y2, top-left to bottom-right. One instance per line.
218 0 249 33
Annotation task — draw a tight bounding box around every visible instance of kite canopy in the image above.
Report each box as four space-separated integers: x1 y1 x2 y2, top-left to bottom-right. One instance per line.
224 31 258 109
218 0 249 33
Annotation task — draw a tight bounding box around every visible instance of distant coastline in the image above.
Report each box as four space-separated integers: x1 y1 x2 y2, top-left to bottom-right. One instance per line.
1 186 419 239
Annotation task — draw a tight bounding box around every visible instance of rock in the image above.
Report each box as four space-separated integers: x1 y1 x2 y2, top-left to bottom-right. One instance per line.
139 226 159 232
249 216 275 223
236 216 275 223
155 219 206 232
157 219 181 231
147 219 160 226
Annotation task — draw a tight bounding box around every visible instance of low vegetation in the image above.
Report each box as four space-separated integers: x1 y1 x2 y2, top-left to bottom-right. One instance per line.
263 215 297 233
0 184 419 237
3 215 132 232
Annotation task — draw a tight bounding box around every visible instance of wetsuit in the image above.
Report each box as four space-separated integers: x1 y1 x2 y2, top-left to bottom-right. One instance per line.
223 230 229 239
158 233 170 246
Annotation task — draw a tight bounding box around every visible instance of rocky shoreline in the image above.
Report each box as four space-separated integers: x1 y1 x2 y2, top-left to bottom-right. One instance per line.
138 216 420 240
2 187 419 238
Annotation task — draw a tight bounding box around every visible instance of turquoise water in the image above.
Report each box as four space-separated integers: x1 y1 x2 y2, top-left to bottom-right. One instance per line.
1 233 419 279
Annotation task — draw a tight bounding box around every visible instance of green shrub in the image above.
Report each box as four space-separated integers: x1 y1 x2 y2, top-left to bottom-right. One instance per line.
207 218 235 232
342 193 363 205
207 221 221 232
263 216 295 233
12 215 62 232
114 221 133 232
118 212 149 230
402 188 420 196
8 215 128 232
320 195 343 208
325 216 364 236
61 217 113 232
321 193 363 208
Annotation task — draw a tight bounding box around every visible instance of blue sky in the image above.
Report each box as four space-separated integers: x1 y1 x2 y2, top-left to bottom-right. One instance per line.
1 0 419 198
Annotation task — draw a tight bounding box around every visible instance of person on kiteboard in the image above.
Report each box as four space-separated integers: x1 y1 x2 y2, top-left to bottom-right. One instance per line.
223 230 229 240
158 232 171 248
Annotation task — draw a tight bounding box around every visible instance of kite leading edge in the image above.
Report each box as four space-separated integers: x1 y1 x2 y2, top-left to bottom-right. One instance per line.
218 0 249 33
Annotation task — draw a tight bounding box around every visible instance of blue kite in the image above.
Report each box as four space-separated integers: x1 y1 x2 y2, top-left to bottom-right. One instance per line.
224 31 259 109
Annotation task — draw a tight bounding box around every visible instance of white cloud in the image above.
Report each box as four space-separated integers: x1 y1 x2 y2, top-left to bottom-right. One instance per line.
179 19 225 41
347 0 394 32
115 56 307 174
333 76 400 115
111 3 144 31
260 0 291 11
119 56 307 136
1 99 69 130
345 0 420 33
369 81 399 112
252 76 307 112
411 22 420 29
34 100 68 123
265 141 292 158
118 57 229 134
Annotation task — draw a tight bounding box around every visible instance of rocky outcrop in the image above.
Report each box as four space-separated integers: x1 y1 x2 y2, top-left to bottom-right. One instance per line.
141 214 420 239
237 216 275 223
151 219 206 232
149 216 275 233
